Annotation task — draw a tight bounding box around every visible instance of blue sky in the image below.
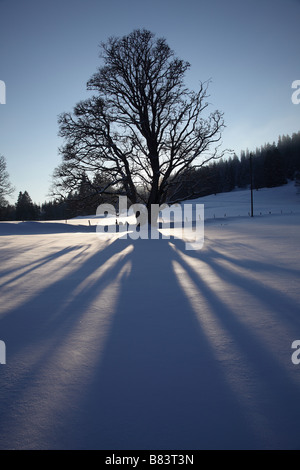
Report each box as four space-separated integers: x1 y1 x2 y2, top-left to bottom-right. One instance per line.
0 0 299 204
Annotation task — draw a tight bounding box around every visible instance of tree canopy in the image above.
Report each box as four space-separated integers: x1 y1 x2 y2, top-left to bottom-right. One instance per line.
0 155 14 206
52 29 228 220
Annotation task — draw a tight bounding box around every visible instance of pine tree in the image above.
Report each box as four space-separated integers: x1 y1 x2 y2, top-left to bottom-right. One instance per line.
264 147 287 188
15 191 39 220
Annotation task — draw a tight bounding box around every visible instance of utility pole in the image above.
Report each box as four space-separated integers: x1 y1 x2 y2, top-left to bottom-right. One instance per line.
249 153 254 217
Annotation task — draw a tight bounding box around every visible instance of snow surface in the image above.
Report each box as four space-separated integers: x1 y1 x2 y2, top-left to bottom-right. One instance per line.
0 183 299 450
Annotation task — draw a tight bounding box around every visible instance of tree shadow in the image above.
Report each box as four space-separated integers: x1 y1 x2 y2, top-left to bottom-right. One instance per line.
0 245 87 288
0 231 299 449
66 236 262 450
0 236 132 448
168 237 300 448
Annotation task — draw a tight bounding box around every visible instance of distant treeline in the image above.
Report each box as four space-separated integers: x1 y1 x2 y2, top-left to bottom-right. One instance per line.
1 130 300 221
168 131 300 202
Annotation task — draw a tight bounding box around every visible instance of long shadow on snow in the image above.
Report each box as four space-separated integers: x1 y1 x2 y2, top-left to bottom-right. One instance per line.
0 245 88 288
168 240 300 449
0 238 132 448
67 236 261 450
1 233 299 449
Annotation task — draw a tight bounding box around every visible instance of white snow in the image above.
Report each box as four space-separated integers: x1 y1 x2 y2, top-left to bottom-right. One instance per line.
0 183 299 449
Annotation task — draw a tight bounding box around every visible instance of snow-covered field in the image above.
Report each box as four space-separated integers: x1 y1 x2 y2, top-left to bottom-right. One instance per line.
0 183 299 449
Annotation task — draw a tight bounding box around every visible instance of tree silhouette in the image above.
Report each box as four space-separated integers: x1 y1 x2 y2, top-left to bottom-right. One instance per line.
53 29 228 223
264 146 287 188
0 155 14 207
15 191 39 220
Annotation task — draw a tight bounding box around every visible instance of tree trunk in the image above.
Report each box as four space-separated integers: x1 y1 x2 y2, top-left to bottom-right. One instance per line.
147 177 160 225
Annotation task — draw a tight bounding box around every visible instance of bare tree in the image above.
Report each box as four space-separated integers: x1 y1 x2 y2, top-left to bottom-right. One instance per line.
53 29 229 222
0 155 14 206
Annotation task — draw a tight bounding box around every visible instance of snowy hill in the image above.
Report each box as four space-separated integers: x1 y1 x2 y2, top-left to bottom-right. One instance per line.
190 181 300 220
72 181 300 226
1 182 298 233
0 183 299 450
